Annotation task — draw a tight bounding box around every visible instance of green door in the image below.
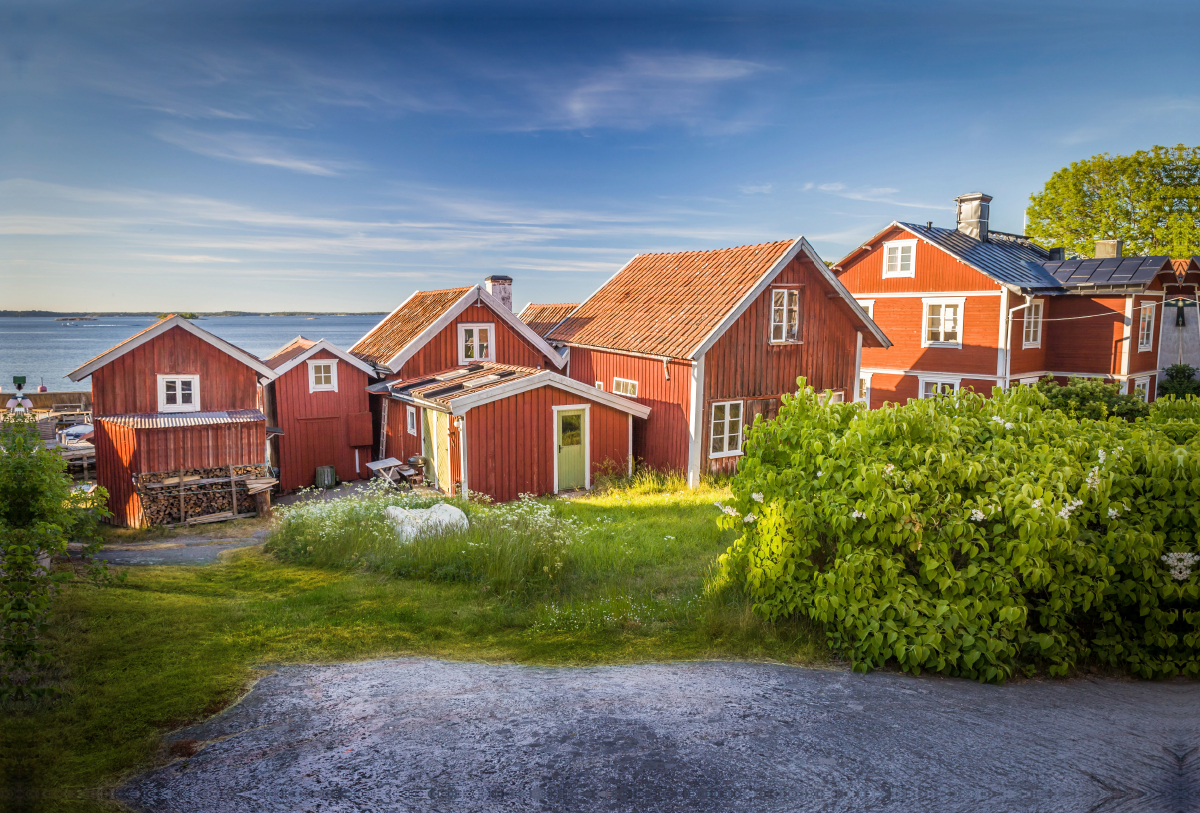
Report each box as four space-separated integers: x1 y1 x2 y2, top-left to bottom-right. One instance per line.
556 409 586 491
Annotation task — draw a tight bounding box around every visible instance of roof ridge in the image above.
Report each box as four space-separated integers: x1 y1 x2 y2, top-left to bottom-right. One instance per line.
631 239 793 259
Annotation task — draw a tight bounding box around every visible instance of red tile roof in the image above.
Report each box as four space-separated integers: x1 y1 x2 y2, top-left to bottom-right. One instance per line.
547 241 795 359
518 303 579 338
262 336 317 370
350 287 472 367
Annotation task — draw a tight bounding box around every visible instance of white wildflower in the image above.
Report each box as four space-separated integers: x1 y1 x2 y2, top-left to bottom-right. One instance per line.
664 535 675 540
743 514 757 523
1107 507 1119 519
722 505 739 517
816 471 823 478
1004 422 1014 431
851 510 866 519
970 509 985 522
1098 449 1107 465
1161 552 1200 582
1057 498 1084 520
991 416 1005 425
1086 466 1101 491
751 492 764 503
1032 499 1042 509
884 464 895 475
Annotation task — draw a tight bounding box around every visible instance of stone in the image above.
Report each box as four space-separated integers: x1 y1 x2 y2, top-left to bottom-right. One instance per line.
385 503 468 542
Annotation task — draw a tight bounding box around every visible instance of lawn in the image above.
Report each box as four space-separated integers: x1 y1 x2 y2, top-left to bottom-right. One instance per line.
3 476 828 804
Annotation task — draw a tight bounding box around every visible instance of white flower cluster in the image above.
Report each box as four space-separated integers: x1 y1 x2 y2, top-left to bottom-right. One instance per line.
714 501 739 518
1161 551 1200 582
1057 498 1084 520
851 509 866 519
751 492 764 503
1086 466 1101 491
1108 507 1119 519
990 416 1015 430
1098 449 1107 465
816 470 824 478
743 514 757 523
1031 499 1042 509
884 464 895 475
970 509 986 522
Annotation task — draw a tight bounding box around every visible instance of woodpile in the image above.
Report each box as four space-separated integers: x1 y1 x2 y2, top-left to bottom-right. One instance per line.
135 464 278 527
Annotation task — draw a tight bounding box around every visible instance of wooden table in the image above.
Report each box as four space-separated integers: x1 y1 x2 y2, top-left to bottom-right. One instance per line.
366 457 420 488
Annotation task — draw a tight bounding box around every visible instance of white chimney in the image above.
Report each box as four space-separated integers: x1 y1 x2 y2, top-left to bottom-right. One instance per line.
954 192 992 242
484 275 513 311
1094 240 1123 258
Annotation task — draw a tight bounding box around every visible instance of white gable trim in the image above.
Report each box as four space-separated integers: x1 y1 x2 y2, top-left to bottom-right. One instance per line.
67 315 276 382
446 370 651 418
271 339 377 378
350 289 420 358
798 239 892 349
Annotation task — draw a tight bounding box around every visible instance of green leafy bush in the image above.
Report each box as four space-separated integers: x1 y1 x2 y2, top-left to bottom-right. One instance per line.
1034 375 1150 421
1159 364 1200 400
718 383 1200 682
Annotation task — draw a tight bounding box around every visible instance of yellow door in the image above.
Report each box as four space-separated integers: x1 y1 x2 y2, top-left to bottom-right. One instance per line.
556 409 586 491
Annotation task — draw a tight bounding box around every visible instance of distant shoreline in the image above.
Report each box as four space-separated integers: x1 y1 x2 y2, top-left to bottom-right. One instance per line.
1 311 387 318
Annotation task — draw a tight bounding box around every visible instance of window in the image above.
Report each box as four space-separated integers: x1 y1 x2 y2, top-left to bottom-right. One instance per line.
595 381 604 390
613 377 638 397
770 288 802 343
1019 376 1041 386
882 239 917 278
856 373 873 405
709 400 744 458
818 390 845 405
922 298 965 348
307 359 338 393
457 323 494 364
406 406 418 436
1131 377 1150 402
1138 303 1155 351
1022 300 1043 348
921 379 959 398
157 374 200 413
856 300 875 320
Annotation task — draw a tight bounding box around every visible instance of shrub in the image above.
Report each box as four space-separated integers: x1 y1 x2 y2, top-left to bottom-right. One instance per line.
266 482 583 598
1034 375 1150 421
1158 364 1200 400
718 382 1199 682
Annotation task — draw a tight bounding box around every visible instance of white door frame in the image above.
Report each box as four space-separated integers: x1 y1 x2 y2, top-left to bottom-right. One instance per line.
551 403 591 493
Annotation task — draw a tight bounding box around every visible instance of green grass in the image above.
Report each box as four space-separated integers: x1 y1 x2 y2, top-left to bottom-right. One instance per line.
4 476 829 804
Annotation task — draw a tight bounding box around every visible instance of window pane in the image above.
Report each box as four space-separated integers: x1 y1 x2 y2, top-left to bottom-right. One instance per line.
899 245 913 273
886 246 898 274
711 404 726 453
773 291 785 308
165 380 177 404
560 414 582 446
479 328 489 358
786 290 799 340
727 404 741 444
942 305 959 343
926 304 941 342
180 380 193 403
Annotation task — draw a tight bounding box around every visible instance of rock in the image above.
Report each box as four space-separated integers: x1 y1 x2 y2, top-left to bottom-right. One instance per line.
385 503 469 542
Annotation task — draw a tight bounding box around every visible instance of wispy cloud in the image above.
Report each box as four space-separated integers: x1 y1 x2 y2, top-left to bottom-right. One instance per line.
154 127 360 176
818 182 950 210
740 183 773 194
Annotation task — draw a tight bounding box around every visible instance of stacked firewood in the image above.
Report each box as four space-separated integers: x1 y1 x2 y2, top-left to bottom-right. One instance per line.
136 465 277 526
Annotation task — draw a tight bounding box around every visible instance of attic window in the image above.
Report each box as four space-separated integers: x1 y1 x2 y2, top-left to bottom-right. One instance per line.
458 323 494 364
882 239 917 278
613 377 638 397
307 359 338 393
157 374 200 413
770 289 801 343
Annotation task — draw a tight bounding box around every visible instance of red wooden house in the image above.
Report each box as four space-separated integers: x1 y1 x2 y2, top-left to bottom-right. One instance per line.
67 315 278 527
546 239 890 486
261 337 378 491
832 192 1180 406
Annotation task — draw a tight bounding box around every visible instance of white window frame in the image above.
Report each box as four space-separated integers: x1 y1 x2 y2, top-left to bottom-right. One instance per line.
1019 376 1041 386
595 381 604 390
307 358 338 393
856 372 873 404
818 390 846 405
769 287 802 344
457 322 495 364
1022 299 1043 349
918 375 960 399
881 239 917 279
855 299 875 320
612 377 638 397
921 297 966 349
406 405 418 436
156 374 200 413
709 399 744 459
1138 303 1155 352
1131 376 1151 402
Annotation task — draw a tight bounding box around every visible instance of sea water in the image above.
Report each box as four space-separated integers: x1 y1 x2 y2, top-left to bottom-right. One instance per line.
0 315 386 393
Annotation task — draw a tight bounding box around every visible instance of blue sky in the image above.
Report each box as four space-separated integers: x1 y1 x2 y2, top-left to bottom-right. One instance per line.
4 0 1200 312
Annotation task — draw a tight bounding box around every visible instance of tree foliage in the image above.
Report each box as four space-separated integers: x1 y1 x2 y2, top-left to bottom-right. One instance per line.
718 383 1200 683
0 413 114 702
1026 144 1200 257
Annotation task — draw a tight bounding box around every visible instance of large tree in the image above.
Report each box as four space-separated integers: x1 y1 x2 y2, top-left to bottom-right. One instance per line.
1026 144 1200 258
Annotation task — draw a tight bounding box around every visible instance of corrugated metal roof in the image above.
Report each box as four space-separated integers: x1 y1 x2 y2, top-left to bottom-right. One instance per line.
547 241 795 359
387 363 542 410
898 223 1064 291
519 303 579 338
263 337 317 370
350 287 473 367
1042 256 1171 288
99 409 266 429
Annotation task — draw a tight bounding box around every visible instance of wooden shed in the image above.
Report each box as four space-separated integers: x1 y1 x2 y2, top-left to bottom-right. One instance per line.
376 363 650 502
67 315 278 527
261 337 378 491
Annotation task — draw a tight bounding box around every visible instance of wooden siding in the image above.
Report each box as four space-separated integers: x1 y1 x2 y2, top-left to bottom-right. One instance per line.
463 385 631 502
90 325 260 416
1130 294 1163 375
93 418 266 527
271 349 372 491
381 397 425 466
702 255 861 475
1042 296 1127 376
395 304 555 378
858 295 1002 377
835 226 1001 295
565 347 693 472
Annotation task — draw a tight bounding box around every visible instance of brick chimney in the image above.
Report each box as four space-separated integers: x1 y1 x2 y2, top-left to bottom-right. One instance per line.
954 192 992 242
1094 240 1123 258
484 275 513 311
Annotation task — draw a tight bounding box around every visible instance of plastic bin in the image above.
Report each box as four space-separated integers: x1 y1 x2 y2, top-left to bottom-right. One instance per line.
314 465 337 490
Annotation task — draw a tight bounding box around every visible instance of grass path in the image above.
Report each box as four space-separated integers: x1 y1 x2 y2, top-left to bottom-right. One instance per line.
4 484 828 799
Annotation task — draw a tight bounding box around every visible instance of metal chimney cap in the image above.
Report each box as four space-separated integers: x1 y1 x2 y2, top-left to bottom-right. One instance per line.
953 192 993 203
484 274 513 282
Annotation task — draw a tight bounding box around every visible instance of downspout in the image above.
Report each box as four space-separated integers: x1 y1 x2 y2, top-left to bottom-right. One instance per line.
1004 297 1033 389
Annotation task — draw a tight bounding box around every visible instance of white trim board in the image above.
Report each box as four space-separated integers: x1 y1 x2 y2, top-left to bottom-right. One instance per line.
446 370 652 418
271 339 377 379
848 290 1003 298
552 403 592 493
68 314 277 382
687 352 706 489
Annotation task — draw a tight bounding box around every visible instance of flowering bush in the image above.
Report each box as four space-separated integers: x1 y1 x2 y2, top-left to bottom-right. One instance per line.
718 382 1200 682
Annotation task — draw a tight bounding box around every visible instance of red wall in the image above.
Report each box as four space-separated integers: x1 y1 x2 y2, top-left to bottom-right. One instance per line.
463 385 631 502
565 347 693 471
837 226 1001 294
91 326 260 416
272 349 373 490
381 397 425 466
1042 297 1127 376
395 304 555 378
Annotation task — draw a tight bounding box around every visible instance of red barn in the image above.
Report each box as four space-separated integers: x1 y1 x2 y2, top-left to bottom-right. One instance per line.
832 192 1180 406
375 363 649 500
350 276 567 469
67 315 277 527
261 337 378 491
547 239 889 486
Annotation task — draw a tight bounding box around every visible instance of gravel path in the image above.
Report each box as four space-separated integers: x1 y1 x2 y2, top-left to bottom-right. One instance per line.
118 659 1198 813
90 530 270 566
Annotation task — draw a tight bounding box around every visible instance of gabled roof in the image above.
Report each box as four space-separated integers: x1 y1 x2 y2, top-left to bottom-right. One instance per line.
67 315 277 382
519 303 579 338
350 286 566 373
381 362 651 418
262 336 317 369
1042 256 1172 291
547 238 888 359
897 223 1063 292
263 336 377 378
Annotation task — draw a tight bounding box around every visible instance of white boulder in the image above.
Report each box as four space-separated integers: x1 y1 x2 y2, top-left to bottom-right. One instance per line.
385 503 469 542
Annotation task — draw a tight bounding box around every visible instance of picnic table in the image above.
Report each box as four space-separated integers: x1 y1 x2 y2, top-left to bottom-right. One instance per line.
366 457 421 488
